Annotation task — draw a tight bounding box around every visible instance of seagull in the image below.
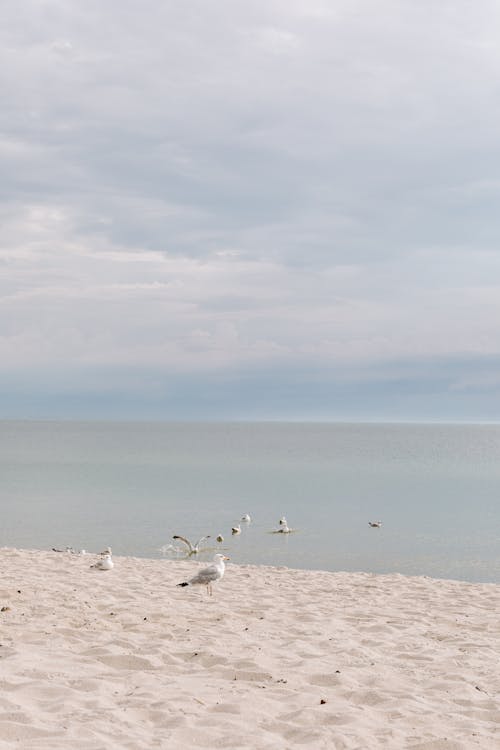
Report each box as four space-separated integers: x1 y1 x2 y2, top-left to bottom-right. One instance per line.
52 546 87 555
91 553 114 570
241 513 251 522
277 523 291 534
177 553 229 595
231 525 241 535
52 546 77 554
271 520 293 533
368 521 382 528
216 534 224 543
172 534 211 555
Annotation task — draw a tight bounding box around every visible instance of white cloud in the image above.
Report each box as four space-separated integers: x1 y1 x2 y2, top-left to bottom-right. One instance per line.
1 1 500 416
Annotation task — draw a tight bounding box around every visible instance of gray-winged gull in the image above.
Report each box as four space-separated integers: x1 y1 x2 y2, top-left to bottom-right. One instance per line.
177 553 229 595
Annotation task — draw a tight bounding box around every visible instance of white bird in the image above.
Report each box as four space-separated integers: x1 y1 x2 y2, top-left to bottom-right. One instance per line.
368 521 382 528
172 534 211 555
231 525 241 535
91 553 114 570
241 513 251 522
279 516 287 526
177 553 229 595
277 523 291 534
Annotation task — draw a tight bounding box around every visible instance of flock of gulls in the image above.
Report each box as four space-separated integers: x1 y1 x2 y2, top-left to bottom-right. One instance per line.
173 514 292 595
170 513 294 555
52 514 383 595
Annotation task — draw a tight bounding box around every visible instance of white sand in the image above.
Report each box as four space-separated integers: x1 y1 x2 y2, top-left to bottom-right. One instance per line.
0 547 499 749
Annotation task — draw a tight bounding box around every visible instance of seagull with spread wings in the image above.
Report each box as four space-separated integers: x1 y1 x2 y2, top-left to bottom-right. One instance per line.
172 534 211 555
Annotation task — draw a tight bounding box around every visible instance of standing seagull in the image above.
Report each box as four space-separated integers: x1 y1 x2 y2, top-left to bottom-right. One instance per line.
177 553 229 595
172 535 211 555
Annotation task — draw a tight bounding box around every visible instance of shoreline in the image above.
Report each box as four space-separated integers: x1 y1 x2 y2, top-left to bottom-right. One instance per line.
5 544 500 586
1 547 499 748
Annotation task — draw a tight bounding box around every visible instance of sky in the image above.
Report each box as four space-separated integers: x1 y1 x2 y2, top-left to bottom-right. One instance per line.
2 0 500 421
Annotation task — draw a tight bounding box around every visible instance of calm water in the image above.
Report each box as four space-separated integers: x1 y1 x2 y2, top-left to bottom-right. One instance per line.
1 421 500 583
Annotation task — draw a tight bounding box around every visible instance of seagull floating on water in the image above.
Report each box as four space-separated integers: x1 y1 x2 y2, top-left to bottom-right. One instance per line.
172 535 211 555
270 522 293 534
277 523 291 534
91 553 114 570
368 521 382 528
177 553 229 595
241 513 251 522
231 525 241 535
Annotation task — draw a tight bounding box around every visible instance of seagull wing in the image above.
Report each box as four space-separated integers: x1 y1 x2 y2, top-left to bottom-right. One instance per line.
194 535 210 549
173 535 194 553
189 563 221 585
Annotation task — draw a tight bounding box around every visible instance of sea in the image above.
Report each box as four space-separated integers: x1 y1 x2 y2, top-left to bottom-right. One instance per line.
1 420 499 583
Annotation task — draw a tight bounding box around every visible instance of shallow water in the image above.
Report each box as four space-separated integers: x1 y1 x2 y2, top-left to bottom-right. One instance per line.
1 420 500 582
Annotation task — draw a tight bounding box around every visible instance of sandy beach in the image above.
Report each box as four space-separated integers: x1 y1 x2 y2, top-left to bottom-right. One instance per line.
0 548 499 749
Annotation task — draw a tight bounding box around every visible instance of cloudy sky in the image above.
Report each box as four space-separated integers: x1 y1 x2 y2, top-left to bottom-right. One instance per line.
2 0 500 420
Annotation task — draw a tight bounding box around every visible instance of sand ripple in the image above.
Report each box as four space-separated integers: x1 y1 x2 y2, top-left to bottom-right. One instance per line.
0 548 499 748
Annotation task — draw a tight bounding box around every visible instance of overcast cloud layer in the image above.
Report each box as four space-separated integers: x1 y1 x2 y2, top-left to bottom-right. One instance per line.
2 0 500 420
